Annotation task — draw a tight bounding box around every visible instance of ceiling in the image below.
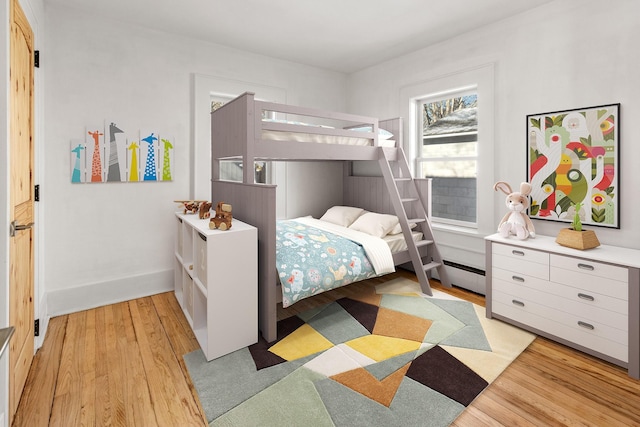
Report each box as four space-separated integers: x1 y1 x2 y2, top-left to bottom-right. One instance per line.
48 0 555 73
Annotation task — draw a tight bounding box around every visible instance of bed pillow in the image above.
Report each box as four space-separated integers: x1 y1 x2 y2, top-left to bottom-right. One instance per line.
319 206 365 227
388 221 418 235
348 212 399 238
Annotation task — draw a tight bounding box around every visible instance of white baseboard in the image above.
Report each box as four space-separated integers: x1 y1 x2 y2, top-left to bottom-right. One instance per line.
47 269 174 317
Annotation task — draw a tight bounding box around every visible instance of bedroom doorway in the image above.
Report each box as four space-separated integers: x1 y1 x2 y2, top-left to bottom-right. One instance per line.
8 0 36 420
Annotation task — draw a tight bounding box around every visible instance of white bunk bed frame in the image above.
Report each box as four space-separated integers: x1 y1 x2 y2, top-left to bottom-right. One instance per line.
211 92 451 342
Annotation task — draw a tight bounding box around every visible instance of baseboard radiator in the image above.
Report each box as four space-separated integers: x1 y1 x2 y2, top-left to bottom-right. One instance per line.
436 260 486 295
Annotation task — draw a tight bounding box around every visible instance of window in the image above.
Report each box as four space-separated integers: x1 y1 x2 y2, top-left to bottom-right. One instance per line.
417 89 477 225
400 63 496 236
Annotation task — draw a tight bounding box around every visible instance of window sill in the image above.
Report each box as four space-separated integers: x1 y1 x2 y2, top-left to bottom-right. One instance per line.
432 222 484 238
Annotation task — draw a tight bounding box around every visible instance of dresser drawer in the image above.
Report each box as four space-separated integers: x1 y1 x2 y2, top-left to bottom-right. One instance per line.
550 257 628 301
493 242 549 264
493 278 628 331
492 298 628 362
493 267 549 289
495 265 627 315
551 254 628 282
492 244 549 280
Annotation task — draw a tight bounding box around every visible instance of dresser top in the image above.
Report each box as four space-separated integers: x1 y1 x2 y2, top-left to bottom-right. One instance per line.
486 233 640 269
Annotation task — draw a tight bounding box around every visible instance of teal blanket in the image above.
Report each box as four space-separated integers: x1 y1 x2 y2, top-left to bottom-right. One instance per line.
276 219 378 307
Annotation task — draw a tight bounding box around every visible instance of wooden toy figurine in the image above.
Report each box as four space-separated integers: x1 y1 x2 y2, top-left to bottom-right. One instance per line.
209 202 233 230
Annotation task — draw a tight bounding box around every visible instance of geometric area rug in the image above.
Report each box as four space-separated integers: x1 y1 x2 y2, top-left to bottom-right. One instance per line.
184 277 535 426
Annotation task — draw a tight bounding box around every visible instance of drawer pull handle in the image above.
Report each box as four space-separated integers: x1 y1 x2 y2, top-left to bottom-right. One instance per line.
198 232 207 241
578 293 595 301
578 321 595 330
577 263 594 271
512 250 525 256
512 276 525 282
511 299 525 307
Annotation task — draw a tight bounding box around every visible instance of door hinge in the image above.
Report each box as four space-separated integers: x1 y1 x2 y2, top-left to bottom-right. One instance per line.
34 319 39 337
35 184 40 202
34 50 39 68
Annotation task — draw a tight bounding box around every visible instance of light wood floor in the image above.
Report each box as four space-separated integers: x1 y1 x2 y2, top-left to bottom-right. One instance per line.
12 271 640 426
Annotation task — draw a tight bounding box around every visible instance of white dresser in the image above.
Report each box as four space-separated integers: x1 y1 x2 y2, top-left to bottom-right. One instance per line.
485 233 639 378
174 213 258 361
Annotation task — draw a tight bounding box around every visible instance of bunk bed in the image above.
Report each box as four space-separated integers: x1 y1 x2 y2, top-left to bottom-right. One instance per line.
211 92 451 342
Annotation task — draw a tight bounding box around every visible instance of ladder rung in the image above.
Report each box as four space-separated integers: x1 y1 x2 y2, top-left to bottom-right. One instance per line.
408 218 426 224
422 261 441 272
415 239 433 248
394 177 411 182
401 198 418 203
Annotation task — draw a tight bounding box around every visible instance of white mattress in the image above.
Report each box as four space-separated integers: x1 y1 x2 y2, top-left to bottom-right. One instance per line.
383 231 424 253
262 130 395 147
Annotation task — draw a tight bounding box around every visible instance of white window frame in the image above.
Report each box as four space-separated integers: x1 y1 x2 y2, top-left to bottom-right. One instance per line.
416 87 478 227
400 63 495 235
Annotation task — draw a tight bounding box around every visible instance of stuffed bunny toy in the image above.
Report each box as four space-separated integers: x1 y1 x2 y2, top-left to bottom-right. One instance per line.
494 181 536 240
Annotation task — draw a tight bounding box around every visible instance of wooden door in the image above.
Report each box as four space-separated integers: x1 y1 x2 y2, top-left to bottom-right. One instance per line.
9 0 35 421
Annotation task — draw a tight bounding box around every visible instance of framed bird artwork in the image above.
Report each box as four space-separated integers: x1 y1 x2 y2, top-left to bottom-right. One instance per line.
526 103 619 228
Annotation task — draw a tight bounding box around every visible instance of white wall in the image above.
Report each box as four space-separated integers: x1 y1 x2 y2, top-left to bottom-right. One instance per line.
43 5 349 316
347 0 640 284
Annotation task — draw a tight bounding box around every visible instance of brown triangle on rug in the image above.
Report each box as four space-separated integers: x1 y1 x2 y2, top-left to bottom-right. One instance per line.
406 345 489 406
336 297 379 333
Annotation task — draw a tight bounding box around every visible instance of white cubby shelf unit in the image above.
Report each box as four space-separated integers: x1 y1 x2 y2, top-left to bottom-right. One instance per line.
174 212 258 361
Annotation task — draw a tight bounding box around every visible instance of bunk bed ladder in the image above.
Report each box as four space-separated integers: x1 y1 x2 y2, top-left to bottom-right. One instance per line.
378 147 452 295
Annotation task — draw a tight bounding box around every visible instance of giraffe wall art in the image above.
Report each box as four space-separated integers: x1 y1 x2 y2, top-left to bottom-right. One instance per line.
70 121 174 184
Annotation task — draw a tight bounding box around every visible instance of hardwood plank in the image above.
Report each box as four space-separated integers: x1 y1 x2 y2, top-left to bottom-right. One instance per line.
12 315 67 427
129 297 204 426
151 293 207 425
152 292 205 409
103 303 127 425
452 404 515 427
49 310 86 425
151 292 199 356
128 298 185 426
94 305 114 426
119 301 158 426
497 372 614 426
79 307 96 426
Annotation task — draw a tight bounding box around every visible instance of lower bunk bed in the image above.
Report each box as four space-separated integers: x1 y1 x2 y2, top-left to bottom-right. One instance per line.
276 209 424 308
212 174 434 343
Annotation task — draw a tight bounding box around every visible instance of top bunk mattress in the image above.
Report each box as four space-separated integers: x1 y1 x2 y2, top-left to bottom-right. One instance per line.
262 130 396 147
261 119 396 147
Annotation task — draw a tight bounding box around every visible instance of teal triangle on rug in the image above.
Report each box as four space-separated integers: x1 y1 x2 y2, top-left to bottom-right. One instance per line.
184 277 535 426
